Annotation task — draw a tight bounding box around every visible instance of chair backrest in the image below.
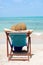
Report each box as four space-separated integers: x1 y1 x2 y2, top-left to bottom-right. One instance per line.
9 33 27 47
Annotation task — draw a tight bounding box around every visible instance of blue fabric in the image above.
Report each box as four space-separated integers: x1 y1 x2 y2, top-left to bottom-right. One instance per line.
9 33 27 47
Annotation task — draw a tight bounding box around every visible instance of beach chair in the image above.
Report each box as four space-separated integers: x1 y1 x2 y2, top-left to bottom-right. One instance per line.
4 29 32 61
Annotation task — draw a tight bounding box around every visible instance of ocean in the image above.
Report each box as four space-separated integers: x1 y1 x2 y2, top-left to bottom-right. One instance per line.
0 16 43 32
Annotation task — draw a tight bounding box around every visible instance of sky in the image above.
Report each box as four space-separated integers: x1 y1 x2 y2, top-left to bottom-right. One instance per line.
0 0 43 17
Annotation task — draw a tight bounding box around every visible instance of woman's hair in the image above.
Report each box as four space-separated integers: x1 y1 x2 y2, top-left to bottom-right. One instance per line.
11 23 27 31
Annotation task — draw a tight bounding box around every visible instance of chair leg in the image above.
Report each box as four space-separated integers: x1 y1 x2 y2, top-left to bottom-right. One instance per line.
28 36 32 57
8 48 13 60
8 52 13 61
6 34 9 57
29 37 32 57
28 54 29 61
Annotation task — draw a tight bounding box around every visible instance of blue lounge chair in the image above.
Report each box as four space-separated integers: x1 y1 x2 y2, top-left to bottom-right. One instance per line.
9 33 27 52
5 29 32 61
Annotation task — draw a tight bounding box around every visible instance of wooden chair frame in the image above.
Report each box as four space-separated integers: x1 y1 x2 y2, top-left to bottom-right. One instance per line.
5 31 32 61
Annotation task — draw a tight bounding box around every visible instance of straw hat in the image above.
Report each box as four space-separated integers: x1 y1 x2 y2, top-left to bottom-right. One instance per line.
11 23 27 31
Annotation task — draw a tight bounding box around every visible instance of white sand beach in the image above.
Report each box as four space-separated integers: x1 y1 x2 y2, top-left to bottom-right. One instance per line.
0 32 43 65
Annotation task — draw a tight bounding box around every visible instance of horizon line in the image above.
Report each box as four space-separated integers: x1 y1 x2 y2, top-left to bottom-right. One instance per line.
0 16 43 18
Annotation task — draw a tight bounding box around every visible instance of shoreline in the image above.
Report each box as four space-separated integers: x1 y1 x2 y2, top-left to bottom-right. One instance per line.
0 31 43 37
0 31 43 33
0 32 43 44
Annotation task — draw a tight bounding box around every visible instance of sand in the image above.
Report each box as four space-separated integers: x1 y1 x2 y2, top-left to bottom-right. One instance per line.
0 32 43 65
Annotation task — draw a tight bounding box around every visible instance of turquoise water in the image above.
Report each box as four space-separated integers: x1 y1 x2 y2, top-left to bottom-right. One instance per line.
0 16 43 32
